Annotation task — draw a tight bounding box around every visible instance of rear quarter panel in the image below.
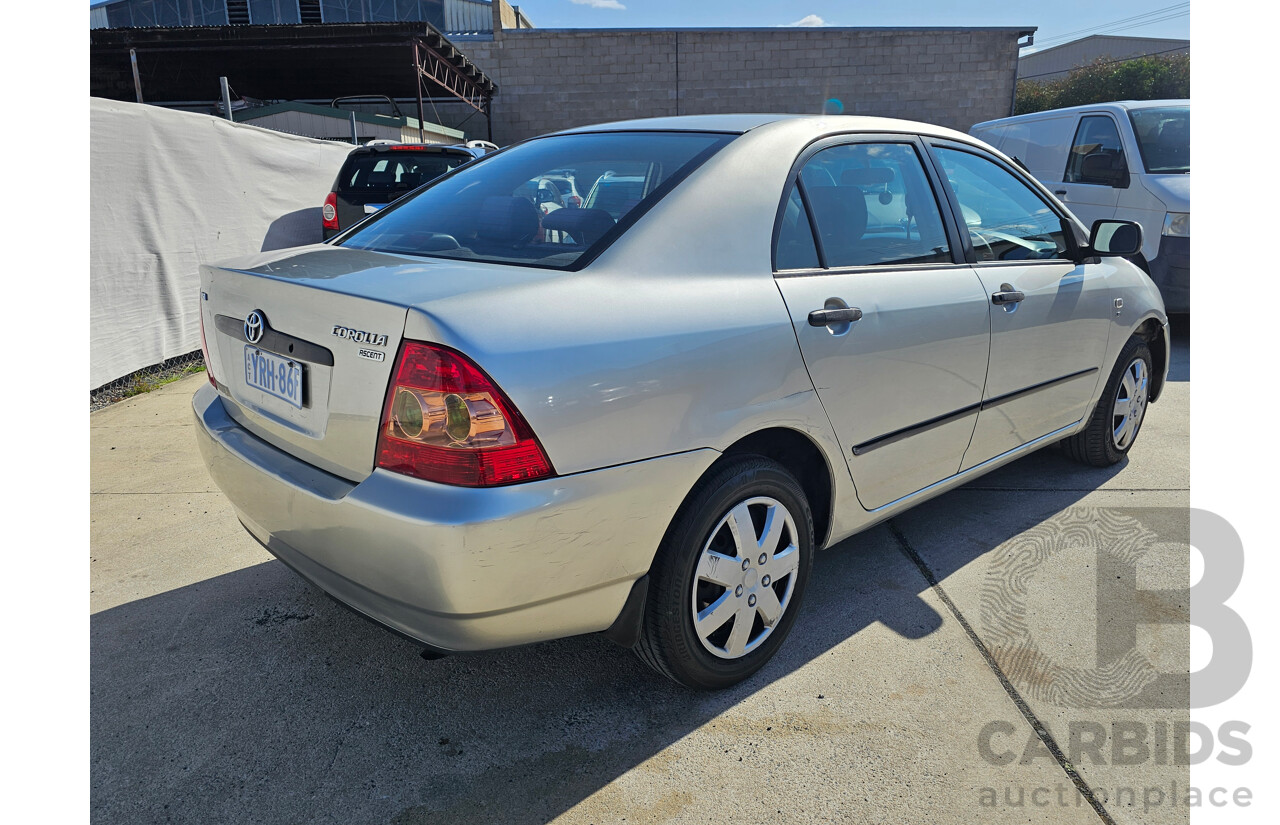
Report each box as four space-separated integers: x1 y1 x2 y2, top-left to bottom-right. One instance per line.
398 121 863 539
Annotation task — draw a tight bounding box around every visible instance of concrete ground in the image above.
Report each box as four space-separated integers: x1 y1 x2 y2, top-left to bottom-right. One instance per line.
91 330 1190 825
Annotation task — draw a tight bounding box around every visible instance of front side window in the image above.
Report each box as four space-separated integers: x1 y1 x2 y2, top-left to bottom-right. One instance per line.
1129 106 1190 174
934 147 1070 263
793 142 951 269
1065 115 1128 185
339 132 733 269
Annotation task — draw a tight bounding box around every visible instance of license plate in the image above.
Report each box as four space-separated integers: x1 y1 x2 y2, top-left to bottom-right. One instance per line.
243 346 303 409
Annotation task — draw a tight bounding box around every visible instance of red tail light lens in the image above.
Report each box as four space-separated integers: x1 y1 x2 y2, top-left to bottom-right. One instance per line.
198 303 217 388
322 192 339 231
375 342 554 487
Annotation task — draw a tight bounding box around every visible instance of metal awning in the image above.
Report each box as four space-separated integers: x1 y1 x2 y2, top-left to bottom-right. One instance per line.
90 22 496 138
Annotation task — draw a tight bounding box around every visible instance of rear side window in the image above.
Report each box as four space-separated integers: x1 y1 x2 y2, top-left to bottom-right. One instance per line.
339 153 467 195
339 132 733 269
792 142 951 269
775 185 820 270
1065 116 1127 184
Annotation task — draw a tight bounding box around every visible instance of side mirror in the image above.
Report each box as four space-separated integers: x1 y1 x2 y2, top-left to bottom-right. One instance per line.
1080 152 1129 188
1089 219 1143 257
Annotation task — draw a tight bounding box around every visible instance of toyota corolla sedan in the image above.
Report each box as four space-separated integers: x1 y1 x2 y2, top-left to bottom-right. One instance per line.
194 114 1168 690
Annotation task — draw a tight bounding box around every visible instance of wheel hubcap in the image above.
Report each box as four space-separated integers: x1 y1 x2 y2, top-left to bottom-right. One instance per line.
1111 357 1149 451
691 496 799 660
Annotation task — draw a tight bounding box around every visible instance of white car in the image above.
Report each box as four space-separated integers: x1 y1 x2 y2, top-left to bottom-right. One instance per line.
195 114 1167 689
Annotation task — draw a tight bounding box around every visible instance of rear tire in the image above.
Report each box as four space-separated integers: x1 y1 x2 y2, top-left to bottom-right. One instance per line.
1062 336 1153 467
635 456 813 690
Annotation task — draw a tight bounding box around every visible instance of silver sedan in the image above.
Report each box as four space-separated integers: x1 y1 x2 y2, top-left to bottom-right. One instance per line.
194 114 1168 689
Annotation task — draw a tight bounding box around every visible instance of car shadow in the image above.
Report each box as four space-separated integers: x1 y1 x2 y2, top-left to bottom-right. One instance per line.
261 207 325 252
1167 316 1189 381
91 476 1113 823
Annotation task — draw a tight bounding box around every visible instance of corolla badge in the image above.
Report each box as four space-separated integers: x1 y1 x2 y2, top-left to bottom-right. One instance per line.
332 325 389 347
244 311 265 344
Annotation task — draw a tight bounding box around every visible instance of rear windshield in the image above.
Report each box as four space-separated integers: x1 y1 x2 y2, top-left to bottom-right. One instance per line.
337 131 734 269
339 152 471 195
1128 106 1189 174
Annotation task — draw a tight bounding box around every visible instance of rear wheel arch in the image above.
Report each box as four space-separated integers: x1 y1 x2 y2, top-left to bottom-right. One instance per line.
714 428 835 551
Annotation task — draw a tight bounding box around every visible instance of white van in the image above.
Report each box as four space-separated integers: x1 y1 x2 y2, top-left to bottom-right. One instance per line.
970 100 1189 312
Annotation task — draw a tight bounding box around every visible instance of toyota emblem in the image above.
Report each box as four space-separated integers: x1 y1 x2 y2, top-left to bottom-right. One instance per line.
244 311 265 344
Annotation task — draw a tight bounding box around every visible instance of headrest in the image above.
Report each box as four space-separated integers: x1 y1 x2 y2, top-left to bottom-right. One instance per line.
476 196 539 245
540 208 617 246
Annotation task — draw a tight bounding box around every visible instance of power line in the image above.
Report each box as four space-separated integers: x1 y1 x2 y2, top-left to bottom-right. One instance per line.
1030 3 1189 50
1096 11 1190 38
1033 2 1188 47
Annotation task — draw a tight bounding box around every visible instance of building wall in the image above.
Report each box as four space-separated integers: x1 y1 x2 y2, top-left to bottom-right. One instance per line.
466 28 1024 145
1018 35 1190 84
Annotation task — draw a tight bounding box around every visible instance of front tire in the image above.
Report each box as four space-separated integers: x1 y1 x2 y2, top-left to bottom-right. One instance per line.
635 456 814 690
1062 335 1153 467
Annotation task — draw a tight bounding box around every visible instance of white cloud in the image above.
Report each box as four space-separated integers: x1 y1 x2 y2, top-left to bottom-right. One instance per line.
786 14 827 27
570 0 627 9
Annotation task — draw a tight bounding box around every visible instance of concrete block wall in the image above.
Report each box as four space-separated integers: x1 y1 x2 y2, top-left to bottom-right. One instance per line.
465 28 1025 145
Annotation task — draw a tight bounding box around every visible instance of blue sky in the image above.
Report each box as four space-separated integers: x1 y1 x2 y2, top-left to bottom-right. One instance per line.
522 1 1191 50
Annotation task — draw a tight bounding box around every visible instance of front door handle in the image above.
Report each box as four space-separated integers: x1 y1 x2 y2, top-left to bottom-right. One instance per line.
1053 189 1067 197
991 284 1025 305
808 307 863 326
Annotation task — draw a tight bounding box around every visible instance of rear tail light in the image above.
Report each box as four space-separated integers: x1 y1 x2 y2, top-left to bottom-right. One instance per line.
568 195 582 208
198 302 217 388
375 342 554 487
322 192 339 231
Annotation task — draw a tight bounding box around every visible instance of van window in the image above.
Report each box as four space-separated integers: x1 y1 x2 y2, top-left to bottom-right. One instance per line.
934 147 1070 263
1129 106 1190 174
796 142 951 269
1065 116 1128 185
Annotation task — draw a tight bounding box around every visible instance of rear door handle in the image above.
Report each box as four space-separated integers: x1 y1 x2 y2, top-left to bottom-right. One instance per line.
808 307 863 326
1053 189 1067 196
991 283 1025 305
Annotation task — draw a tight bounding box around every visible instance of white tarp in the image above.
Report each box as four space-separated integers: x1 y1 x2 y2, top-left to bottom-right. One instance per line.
90 98 352 389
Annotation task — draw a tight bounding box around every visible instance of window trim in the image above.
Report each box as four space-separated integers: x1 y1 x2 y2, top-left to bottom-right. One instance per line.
923 139 1089 268
770 132 969 277
1062 113 1130 188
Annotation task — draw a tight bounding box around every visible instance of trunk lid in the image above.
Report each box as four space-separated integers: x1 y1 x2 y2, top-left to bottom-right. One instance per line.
201 244 554 482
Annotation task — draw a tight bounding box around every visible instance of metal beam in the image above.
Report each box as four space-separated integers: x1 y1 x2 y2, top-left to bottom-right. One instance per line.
413 35 491 116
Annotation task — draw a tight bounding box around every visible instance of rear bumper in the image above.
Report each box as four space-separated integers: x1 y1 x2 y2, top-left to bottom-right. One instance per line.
193 383 717 651
1148 235 1189 313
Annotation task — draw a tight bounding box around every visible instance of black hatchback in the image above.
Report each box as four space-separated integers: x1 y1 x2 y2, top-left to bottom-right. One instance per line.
322 143 483 240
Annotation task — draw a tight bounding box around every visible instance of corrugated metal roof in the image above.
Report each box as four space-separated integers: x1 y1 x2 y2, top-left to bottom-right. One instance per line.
231 100 464 139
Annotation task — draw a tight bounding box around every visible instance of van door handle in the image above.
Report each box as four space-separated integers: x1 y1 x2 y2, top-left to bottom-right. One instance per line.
808 307 863 326
1053 189 1067 197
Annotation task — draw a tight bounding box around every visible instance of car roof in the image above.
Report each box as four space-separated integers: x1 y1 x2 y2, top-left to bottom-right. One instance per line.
553 113 978 144
347 143 478 157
